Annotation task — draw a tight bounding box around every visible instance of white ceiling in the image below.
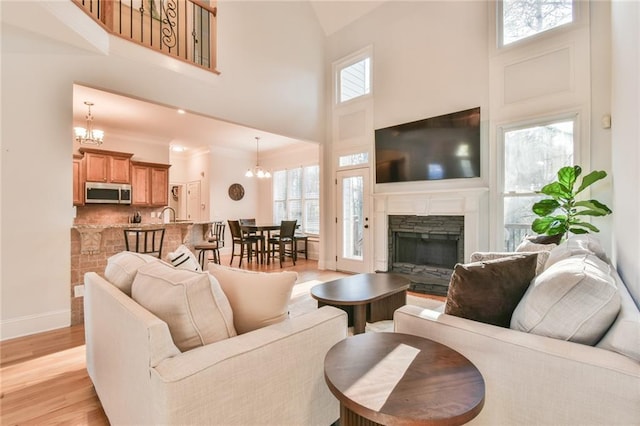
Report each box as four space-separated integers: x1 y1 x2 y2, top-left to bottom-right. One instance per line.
72 85 307 154
72 3 386 154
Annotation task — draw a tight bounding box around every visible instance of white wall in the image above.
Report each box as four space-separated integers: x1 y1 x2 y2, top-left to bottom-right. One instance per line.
611 0 640 304
323 1 490 269
322 0 613 270
0 0 326 339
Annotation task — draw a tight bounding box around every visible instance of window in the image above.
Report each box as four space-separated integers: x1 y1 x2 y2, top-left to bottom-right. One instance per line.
335 48 372 104
273 165 320 235
502 118 575 250
338 152 369 168
500 0 574 46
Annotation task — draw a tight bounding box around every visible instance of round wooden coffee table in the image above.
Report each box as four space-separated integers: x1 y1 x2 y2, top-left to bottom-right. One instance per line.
324 332 485 426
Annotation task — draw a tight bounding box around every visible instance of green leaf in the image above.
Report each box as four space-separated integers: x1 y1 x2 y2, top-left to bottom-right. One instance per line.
532 199 560 216
532 216 567 235
569 228 591 234
576 170 607 195
539 182 571 199
570 221 600 233
558 166 580 192
573 200 612 216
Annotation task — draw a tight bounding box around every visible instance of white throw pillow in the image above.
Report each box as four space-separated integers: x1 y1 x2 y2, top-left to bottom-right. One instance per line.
167 244 201 271
515 239 557 254
545 235 608 269
511 254 621 345
208 263 297 334
471 251 550 275
104 251 161 296
596 272 640 361
132 261 236 352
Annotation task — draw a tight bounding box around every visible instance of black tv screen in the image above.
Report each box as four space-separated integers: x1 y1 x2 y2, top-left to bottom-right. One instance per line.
375 107 481 183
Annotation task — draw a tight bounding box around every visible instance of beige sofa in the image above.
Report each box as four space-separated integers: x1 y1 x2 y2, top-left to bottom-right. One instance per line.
394 236 640 425
84 266 347 425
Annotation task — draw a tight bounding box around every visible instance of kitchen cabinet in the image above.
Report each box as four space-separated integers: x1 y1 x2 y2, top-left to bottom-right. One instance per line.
80 148 133 183
131 161 170 206
73 154 84 206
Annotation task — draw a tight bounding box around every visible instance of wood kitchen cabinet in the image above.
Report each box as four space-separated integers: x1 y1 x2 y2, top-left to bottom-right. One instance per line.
80 148 133 183
73 154 84 206
131 161 170 206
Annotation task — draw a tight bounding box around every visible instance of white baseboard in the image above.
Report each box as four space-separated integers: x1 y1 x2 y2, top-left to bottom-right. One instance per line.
1 309 70 341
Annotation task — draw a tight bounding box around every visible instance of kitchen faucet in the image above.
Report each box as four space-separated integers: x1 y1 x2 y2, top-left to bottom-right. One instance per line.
160 206 176 223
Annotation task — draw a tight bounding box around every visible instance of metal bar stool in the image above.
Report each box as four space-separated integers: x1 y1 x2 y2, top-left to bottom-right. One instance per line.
123 228 166 258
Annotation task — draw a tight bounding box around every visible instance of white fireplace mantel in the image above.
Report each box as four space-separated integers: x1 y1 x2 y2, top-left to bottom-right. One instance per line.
372 187 489 272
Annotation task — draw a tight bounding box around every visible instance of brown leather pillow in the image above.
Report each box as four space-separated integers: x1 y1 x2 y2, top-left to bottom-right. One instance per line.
444 254 538 328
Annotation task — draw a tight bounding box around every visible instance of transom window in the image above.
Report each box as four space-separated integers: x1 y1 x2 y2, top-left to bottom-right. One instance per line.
338 152 369 168
335 47 372 104
273 165 320 235
500 0 574 46
502 117 575 250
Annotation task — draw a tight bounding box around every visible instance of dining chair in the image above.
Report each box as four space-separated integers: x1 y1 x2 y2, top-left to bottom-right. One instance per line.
123 228 165 258
268 220 297 267
228 220 260 267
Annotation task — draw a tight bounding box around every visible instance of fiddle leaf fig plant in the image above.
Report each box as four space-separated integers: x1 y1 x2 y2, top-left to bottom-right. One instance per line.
531 165 612 239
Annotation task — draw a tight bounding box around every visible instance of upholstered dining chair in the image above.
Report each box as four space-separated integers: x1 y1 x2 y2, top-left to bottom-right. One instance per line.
228 220 260 267
268 220 297 267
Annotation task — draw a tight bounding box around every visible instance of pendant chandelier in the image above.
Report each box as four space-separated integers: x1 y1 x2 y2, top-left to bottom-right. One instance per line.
245 137 271 178
74 101 104 146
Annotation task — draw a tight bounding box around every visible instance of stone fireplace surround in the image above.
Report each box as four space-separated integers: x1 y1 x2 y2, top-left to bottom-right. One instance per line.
373 188 487 295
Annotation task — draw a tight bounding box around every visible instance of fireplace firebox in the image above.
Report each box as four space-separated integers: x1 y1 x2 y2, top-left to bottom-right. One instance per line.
388 215 464 296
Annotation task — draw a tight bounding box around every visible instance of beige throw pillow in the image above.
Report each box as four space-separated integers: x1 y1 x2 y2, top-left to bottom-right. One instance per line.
132 261 236 352
511 254 620 345
208 263 297 334
104 251 161 296
471 251 550 275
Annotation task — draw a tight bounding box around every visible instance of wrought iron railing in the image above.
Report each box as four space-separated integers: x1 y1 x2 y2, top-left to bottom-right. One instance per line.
504 223 531 252
72 0 217 72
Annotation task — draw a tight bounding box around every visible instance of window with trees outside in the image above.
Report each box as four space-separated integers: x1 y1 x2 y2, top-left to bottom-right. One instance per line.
273 165 320 235
502 118 575 251
336 50 371 104
500 0 574 46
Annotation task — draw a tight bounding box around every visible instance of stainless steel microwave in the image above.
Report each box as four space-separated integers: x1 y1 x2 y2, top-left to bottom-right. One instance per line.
85 182 132 204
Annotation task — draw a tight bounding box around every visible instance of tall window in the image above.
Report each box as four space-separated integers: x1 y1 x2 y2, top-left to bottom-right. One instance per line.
335 47 372 104
502 118 575 250
500 0 574 46
273 165 320 235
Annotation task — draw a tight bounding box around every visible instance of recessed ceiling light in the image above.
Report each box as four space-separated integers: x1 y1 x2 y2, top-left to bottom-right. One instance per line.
171 145 186 152
177 109 186 114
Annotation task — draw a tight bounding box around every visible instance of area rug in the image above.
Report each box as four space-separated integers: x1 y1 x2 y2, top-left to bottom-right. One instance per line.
288 279 444 333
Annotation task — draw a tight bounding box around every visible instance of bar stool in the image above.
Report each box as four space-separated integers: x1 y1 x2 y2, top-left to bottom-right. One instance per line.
293 233 309 260
123 228 166 258
194 222 225 269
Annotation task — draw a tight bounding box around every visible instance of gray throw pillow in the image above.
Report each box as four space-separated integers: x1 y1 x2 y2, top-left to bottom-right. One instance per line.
445 253 538 328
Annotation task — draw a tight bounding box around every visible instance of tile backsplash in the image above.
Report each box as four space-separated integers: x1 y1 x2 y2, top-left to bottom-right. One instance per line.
74 205 168 225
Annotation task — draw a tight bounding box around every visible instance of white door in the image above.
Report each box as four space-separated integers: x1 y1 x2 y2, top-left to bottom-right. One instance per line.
186 181 201 222
336 168 370 273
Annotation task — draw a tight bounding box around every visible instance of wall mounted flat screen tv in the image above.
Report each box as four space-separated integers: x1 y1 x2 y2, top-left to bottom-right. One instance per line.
375 107 481 183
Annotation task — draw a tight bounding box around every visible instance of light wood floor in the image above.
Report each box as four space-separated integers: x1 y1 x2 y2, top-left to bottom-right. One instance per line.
0 256 349 425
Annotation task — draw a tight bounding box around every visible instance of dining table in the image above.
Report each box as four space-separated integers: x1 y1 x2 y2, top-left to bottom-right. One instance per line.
240 223 282 264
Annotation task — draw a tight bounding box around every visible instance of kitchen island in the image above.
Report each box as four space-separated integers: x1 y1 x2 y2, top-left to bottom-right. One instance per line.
70 221 214 325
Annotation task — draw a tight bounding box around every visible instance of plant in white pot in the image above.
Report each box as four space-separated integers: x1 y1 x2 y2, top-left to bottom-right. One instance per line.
531 165 612 239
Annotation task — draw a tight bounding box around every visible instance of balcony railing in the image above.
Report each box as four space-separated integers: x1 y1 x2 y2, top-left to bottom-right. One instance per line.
72 0 218 73
504 223 531 252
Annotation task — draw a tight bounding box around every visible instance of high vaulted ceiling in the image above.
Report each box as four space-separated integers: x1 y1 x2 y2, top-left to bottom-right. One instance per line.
72 2 386 154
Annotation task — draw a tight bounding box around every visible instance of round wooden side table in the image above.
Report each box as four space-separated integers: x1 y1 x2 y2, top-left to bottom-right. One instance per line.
324 332 485 426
